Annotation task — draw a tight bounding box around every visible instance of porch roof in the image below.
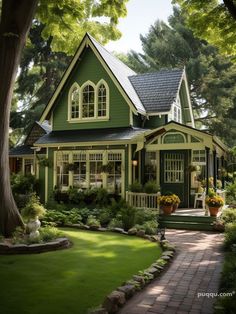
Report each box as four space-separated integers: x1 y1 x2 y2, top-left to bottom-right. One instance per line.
34 127 147 146
9 145 33 157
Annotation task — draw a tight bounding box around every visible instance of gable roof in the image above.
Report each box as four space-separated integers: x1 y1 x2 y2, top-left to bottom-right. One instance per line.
39 33 190 123
129 69 184 113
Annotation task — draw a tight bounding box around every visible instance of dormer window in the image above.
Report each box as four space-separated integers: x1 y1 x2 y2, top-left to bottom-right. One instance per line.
172 96 182 123
68 80 109 122
82 84 95 118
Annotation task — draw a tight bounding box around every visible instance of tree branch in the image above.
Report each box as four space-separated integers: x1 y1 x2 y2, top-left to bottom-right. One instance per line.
223 0 236 20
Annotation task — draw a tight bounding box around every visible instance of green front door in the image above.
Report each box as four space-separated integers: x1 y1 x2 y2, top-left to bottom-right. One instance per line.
160 150 190 208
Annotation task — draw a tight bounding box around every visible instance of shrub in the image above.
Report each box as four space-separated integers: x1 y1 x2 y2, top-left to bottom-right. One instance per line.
86 215 101 228
95 188 110 207
98 209 112 227
11 173 39 195
226 181 236 206
42 210 67 226
220 208 236 225
144 181 159 194
224 222 236 249
64 208 83 225
129 181 142 192
108 218 123 229
40 226 63 242
68 187 85 204
142 220 158 235
135 208 158 225
21 194 46 221
109 198 128 217
118 206 137 231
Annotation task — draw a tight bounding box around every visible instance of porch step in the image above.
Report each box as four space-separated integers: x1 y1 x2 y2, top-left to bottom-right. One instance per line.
158 214 216 231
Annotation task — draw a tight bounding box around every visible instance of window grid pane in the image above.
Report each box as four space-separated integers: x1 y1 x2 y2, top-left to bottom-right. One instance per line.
71 88 79 119
98 84 106 117
82 85 95 118
164 153 184 183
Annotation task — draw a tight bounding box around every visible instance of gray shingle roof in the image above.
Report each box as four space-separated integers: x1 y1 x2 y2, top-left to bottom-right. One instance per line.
129 69 184 113
35 127 147 145
87 34 146 114
9 145 33 156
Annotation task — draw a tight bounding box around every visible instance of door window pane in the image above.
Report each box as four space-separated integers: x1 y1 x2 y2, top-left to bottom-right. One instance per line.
145 152 157 181
164 153 184 183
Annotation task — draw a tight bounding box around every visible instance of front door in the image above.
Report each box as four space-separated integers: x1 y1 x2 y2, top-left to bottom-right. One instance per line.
160 150 190 208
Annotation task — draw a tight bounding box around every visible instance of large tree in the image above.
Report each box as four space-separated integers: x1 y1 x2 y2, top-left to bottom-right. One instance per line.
125 8 236 146
0 0 129 237
173 0 236 57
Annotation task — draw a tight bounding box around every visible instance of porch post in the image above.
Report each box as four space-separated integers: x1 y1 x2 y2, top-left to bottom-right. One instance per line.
205 147 210 195
221 156 225 189
213 150 217 190
140 148 146 185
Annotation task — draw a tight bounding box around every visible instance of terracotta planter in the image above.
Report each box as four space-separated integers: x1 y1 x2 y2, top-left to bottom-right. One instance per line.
208 207 220 217
161 205 173 215
172 203 179 213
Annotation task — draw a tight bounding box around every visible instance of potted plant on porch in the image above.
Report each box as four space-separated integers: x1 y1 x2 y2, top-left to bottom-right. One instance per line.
205 193 224 217
158 195 175 215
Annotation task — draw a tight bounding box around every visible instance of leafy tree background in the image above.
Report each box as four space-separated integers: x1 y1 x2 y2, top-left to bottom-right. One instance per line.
123 7 236 146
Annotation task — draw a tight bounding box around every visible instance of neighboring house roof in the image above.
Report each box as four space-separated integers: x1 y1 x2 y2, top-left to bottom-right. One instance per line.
35 127 147 146
9 121 52 157
129 69 184 113
9 145 33 156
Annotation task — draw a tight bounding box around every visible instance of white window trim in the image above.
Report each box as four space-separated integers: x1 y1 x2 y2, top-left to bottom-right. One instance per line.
68 79 109 123
162 132 186 144
53 149 125 196
68 82 80 121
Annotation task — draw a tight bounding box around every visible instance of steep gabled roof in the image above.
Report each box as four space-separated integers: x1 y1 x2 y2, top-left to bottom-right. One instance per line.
39 33 146 122
129 69 184 113
88 34 145 113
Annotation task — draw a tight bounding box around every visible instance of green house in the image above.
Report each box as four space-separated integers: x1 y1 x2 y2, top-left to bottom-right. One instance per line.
10 33 228 208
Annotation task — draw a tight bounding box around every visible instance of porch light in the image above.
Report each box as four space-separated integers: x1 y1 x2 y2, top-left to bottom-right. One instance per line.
132 159 138 166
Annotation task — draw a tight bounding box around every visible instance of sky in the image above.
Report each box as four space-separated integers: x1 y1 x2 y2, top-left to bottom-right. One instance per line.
105 0 173 53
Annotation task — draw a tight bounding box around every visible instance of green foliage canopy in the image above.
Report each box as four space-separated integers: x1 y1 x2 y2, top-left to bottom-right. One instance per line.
37 0 129 55
173 0 236 57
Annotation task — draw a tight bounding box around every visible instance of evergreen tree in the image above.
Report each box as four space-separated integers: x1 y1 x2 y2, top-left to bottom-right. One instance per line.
126 7 236 146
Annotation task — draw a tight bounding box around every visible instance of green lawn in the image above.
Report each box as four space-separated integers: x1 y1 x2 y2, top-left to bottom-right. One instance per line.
0 229 161 314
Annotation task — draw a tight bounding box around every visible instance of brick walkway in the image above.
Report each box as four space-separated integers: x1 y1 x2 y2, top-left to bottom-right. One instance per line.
119 229 224 314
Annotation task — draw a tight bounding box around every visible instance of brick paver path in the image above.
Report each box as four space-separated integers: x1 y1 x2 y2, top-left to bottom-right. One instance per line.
119 229 224 314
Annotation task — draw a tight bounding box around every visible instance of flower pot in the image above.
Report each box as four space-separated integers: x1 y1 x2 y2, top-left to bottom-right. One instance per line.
162 205 173 215
172 203 179 213
208 207 220 217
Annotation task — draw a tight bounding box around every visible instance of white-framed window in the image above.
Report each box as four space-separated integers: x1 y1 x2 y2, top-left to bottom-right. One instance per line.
107 153 122 194
56 153 69 188
162 132 186 144
98 83 107 117
55 150 124 194
145 152 157 181
82 84 95 118
192 150 206 165
171 97 182 123
73 153 87 188
68 80 109 121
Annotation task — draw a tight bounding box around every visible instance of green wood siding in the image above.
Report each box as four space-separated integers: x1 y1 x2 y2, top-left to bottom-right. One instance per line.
145 115 166 129
52 47 130 131
47 148 55 201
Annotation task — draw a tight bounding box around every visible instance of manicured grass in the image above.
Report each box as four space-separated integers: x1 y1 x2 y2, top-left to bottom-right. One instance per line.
0 229 161 314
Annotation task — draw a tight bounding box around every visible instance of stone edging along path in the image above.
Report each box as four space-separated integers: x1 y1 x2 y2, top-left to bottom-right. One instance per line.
0 237 71 254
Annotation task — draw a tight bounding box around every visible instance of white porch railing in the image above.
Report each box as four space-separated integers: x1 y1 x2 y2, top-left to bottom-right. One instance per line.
126 191 160 210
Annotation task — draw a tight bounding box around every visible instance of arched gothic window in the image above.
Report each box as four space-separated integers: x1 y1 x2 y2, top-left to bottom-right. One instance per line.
70 86 80 119
82 85 95 118
98 83 107 117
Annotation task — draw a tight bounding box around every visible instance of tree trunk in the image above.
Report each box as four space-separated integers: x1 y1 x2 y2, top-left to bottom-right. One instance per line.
0 0 38 236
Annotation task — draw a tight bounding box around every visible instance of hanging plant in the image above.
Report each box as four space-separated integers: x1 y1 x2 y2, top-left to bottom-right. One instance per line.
187 164 200 172
101 163 113 173
38 158 51 167
67 163 78 171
